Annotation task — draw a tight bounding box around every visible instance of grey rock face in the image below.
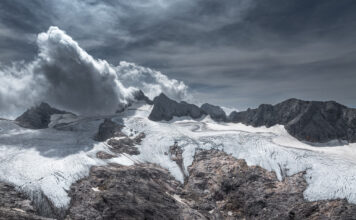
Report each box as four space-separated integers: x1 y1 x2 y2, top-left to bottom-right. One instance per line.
228 98 356 143
15 102 69 129
169 142 187 181
107 136 140 155
66 163 206 220
0 182 53 220
94 119 125 142
95 118 143 155
134 90 153 105
66 149 356 219
201 103 227 121
148 93 204 121
182 149 356 219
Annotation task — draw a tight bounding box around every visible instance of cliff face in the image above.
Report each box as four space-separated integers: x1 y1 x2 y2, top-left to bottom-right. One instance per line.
228 99 356 143
148 93 204 121
200 103 227 122
15 102 70 129
148 94 356 143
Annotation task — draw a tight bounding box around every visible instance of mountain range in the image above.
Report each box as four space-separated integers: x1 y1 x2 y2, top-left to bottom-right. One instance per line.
0 93 356 219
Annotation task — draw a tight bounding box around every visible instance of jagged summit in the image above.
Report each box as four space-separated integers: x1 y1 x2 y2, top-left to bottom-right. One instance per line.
229 99 356 143
15 102 71 129
147 94 356 143
133 90 153 105
148 93 204 121
200 103 227 122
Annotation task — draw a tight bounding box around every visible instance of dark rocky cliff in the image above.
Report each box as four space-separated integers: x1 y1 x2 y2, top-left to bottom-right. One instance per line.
15 102 70 129
229 99 356 143
148 93 204 121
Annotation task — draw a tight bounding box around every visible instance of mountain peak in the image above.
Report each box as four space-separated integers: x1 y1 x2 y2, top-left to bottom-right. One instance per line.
149 93 204 121
15 102 70 129
229 98 356 143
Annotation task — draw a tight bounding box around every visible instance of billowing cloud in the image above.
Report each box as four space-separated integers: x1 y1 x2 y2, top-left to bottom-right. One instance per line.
0 26 188 117
116 61 187 100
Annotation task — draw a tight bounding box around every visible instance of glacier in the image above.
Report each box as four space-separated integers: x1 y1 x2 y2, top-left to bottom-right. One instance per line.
1 101 356 210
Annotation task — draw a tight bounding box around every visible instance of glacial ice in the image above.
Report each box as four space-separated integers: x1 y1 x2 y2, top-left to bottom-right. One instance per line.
1 101 356 209
120 103 356 204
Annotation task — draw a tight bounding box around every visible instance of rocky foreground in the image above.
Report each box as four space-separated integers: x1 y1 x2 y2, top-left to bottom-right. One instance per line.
0 182 51 220
2 149 356 219
63 150 356 220
4 98 356 219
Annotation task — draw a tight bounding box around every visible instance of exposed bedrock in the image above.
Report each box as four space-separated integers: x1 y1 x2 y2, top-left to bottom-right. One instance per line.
200 103 227 122
228 98 356 143
106 133 143 155
148 93 204 121
183 149 356 219
94 118 125 142
66 164 206 220
94 118 142 156
133 90 153 105
65 149 356 220
15 102 71 129
0 182 54 220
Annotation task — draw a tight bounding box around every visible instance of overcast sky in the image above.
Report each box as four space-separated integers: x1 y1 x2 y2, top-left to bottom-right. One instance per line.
1 0 356 109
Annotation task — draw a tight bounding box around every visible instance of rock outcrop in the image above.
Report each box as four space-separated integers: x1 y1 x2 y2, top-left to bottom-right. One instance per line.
66 163 206 220
134 90 153 105
148 93 204 121
94 119 125 142
0 182 53 220
107 135 141 155
94 118 143 156
182 149 356 219
228 98 356 143
15 102 69 129
169 142 187 181
201 103 227 122
66 149 356 219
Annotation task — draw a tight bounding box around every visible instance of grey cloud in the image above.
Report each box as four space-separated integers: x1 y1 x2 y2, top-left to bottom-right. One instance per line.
0 27 188 117
0 0 356 110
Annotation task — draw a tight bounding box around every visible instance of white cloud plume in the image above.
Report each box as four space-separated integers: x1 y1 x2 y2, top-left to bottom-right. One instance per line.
0 26 188 117
116 61 187 100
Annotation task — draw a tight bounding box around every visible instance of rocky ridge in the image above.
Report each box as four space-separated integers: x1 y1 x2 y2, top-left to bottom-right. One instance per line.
229 98 356 143
148 94 356 143
148 93 204 121
15 102 72 129
64 149 356 220
200 103 227 122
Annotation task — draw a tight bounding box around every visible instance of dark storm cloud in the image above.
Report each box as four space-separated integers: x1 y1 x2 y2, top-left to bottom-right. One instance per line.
0 0 356 109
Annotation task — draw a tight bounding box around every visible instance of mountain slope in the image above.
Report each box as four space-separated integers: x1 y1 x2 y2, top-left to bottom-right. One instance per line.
228 99 356 143
15 103 72 129
1 99 356 219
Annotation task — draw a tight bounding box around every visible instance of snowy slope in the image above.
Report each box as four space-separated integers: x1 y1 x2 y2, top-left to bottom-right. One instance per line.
119 103 356 203
1 102 356 210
